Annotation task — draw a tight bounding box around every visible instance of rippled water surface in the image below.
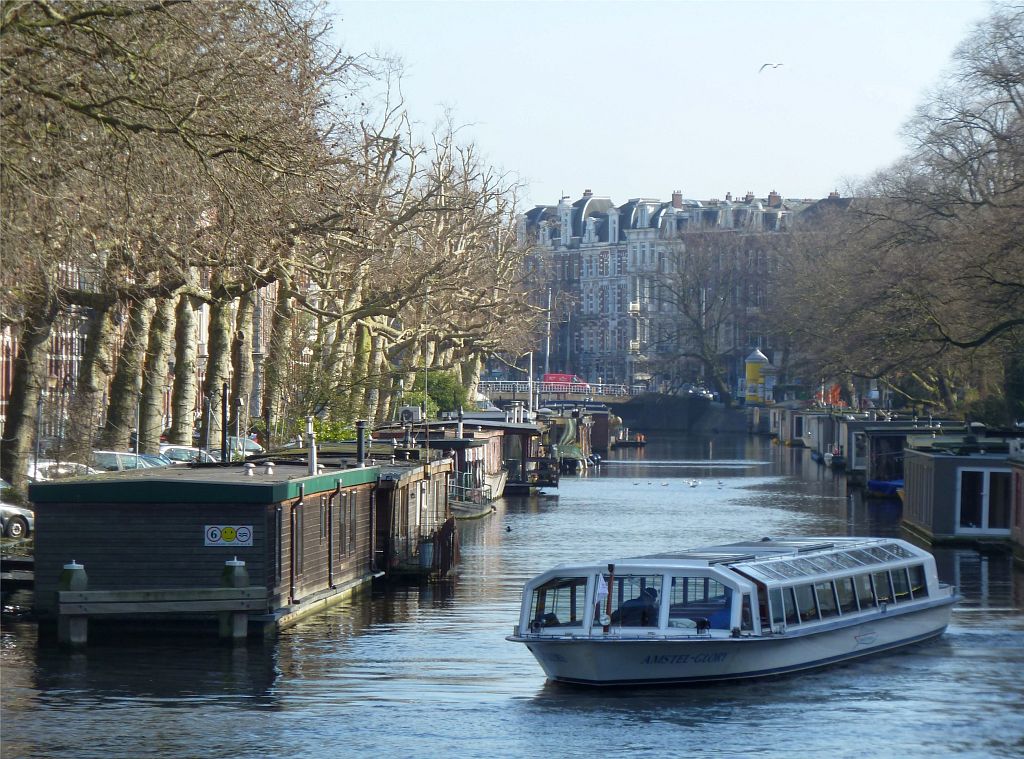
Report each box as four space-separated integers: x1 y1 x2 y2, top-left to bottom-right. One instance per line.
3 435 1023 758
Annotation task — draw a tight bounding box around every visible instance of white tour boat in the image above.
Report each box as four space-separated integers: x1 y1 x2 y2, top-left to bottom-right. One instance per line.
507 537 958 686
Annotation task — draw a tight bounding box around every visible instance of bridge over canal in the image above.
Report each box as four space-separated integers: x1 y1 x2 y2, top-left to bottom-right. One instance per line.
476 382 733 433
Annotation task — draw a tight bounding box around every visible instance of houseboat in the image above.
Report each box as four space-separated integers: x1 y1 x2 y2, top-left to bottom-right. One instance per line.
508 536 957 686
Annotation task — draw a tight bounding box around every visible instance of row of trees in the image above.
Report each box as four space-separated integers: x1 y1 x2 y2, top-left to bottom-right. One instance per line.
647 4 1022 422
771 3 1023 421
1 1 539 496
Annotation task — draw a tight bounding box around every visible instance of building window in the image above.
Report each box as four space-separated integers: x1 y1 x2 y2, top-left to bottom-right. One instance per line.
958 469 1012 533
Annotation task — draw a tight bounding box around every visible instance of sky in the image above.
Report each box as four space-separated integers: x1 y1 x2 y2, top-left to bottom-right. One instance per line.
328 1 993 209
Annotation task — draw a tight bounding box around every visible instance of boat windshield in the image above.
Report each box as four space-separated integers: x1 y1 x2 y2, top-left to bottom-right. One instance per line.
594 574 663 628
666 575 731 630
529 576 588 630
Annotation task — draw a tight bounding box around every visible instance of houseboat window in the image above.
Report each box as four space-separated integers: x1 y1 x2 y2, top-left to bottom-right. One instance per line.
872 571 893 604
783 587 800 625
814 581 839 618
891 568 911 602
795 585 818 622
293 503 304 577
605 574 663 627
531 577 587 629
339 493 348 556
347 492 357 554
853 573 875 608
908 565 929 598
667 575 729 629
836 577 859 613
769 588 785 626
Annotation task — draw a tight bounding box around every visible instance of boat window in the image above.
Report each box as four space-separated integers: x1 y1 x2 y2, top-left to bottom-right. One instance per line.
815 581 839 619
530 576 588 629
863 546 894 562
908 565 928 598
791 558 819 575
769 562 806 580
807 555 845 572
835 577 859 613
795 584 819 622
769 588 785 627
848 549 881 566
832 552 864 569
882 543 915 559
783 587 800 625
667 575 731 629
854 573 875 608
891 568 911 602
601 574 663 627
872 571 894 604
741 594 754 631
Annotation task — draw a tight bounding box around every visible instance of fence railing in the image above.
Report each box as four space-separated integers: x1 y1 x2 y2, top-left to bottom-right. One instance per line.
477 381 635 397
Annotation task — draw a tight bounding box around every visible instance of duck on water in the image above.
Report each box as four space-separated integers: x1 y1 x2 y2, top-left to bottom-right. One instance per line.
507 536 958 686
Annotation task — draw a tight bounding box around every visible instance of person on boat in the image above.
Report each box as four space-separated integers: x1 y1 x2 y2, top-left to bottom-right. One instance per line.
613 586 659 626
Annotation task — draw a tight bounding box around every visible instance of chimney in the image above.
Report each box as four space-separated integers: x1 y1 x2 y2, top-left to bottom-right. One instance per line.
725 192 732 202
356 419 367 466
767 190 782 208
744 191 755 203
671 190 683 209
583 188 593 197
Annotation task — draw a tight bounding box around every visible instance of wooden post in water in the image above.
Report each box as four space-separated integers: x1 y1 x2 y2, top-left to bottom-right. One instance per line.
58 561 88 646
219 557 249 641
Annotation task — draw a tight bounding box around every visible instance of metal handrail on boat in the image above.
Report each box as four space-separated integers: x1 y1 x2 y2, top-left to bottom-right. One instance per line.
448 481 492 505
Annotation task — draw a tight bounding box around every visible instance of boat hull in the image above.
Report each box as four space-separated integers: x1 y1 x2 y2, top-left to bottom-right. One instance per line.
511 601 954 686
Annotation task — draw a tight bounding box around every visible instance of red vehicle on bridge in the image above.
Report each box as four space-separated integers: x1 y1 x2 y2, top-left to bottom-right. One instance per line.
541 373 591 391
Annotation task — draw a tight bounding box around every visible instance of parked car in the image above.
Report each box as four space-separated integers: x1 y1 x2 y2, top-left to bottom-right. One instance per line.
27 460 98 481
159 445 219 465
1 501 34 539
90 450 167 472
227 436 264 456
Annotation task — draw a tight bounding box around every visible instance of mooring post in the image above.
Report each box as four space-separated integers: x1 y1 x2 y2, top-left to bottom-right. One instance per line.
219 557 250 641
58 560 88 647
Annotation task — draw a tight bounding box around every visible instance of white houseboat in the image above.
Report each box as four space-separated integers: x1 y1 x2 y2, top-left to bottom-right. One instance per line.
508 537 958 686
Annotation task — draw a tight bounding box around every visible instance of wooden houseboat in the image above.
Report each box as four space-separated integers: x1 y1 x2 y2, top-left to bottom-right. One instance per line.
29 454 451 637
902 433 1015 547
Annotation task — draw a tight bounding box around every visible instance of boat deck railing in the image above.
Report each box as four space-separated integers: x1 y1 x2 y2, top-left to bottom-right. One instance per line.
449 481 493 505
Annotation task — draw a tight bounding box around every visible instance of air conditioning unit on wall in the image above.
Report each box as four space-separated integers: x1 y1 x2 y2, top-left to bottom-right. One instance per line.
398 405 423 423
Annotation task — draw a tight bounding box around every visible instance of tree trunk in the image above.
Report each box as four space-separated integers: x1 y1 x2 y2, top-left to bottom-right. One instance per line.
263 277 294 444
347 322 372 420
460 352 482 403
0 295 58 497
99 298 154 451
230 290 255 437
365 332 386 423
139 295 176 454
170 294 200 446
936 371 957 413
200 294 234 452
66 303 119 464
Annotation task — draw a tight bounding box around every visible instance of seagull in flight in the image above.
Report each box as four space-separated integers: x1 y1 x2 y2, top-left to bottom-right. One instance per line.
759 63 783 73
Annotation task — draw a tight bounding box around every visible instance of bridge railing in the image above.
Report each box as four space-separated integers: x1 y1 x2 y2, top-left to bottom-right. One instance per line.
477 381 635 397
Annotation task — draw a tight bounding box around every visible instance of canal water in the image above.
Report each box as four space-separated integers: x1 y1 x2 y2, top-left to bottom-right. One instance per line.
2 435 1023 758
